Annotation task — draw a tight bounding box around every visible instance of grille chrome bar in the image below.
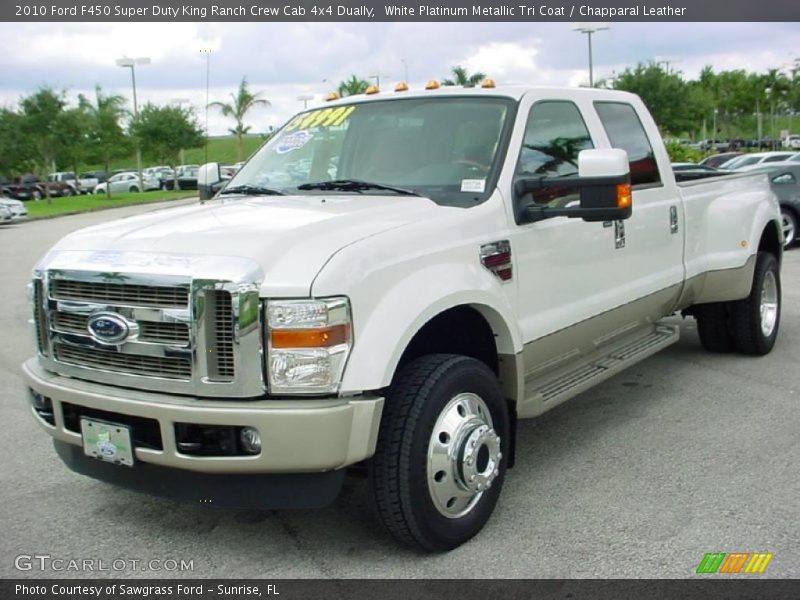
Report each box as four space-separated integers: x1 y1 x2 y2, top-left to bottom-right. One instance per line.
51 280 189 309
53 311 190 346
55 343 192 380
33 279 49 356
206 291 235 381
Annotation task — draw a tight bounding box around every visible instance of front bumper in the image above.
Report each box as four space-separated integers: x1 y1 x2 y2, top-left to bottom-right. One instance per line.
22 358 384 475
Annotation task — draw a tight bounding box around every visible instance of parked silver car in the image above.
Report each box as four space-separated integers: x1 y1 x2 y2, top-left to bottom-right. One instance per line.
0 197 28 221
93 172 160 194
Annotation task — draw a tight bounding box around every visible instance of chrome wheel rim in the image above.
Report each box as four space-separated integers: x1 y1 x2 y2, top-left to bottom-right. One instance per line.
760 270 779 338
781 212 795 246
427 393 501 519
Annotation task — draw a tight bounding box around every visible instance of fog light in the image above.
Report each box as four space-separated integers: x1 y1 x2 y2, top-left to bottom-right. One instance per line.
30 389 48 410
239 427 261 454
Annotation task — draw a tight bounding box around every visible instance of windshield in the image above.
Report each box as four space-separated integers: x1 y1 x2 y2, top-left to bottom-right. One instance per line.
228 96 515 206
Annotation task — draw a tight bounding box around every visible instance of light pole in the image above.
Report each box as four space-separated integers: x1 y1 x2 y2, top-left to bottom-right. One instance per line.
116 56 150 192
400 58 409 83
200 49 212 167
654 55 682 75
368 72 390 88
297 95 313 109
572 23 609 87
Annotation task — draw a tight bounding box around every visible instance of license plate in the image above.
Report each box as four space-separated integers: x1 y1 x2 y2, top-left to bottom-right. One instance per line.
80 417 134 467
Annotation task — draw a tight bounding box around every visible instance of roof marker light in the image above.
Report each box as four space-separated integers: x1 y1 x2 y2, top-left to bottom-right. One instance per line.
425 80 440 90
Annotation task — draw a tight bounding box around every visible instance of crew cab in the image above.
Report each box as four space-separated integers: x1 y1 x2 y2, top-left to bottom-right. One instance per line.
48 172 99 195
23 85 782 552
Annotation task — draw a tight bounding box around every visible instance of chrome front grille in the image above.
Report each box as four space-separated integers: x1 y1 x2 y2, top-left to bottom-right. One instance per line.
55 344 192 379
51 279 189 309
32 252 265 397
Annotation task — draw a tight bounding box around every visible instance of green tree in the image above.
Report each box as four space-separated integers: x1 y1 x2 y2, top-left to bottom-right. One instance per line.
0 108 36 177
209 77 270 162
53 107 92 189
78 86 130 197
442 66 486 87
612 62 704 137
19 87 66 200
337 75 369 97
131 103 204 173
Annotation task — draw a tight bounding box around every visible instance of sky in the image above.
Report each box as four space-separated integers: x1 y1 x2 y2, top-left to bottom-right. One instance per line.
0 22 798 135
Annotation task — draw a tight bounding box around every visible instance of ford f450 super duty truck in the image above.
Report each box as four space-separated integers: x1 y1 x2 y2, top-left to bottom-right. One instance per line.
23 84 782 551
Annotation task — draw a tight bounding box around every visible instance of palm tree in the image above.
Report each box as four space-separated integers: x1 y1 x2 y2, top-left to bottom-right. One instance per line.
337 75 369 97
78 86 128 198
442 66 486 87
209 77 270 161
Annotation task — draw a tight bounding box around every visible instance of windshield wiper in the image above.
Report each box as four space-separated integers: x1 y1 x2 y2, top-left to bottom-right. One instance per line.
296 179 419 196
220 184 285 196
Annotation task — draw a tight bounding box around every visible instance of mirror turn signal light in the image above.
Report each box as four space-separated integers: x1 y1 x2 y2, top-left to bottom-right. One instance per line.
271 324 351 348
616 183 632 208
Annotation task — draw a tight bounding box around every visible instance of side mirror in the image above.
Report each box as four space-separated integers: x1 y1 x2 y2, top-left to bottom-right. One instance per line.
198 162 221 201
515 149 632 223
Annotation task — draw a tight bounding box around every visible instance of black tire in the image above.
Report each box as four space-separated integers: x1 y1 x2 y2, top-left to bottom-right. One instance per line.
129 185 139 193
65 186 75 197
781 207 797 247
730 252 781 355
695 303 735 353
369 354 509 552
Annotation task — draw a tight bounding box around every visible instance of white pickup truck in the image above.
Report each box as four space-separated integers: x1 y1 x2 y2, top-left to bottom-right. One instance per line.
24 85 782 552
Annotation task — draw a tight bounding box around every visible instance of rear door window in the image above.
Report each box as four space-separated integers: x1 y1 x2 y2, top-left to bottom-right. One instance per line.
594 102 661 187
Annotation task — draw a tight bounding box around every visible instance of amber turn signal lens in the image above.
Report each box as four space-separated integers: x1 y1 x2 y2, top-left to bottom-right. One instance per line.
616 183 632 208
271 324 350 348
425 80 440 90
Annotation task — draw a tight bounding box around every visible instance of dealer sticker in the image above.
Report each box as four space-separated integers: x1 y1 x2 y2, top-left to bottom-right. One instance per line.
461 179 486 193
274 130 313 154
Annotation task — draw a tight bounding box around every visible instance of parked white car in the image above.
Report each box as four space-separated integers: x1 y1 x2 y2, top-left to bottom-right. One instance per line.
782 135 800 150
724 151 796 170
0 197 28 221
93 172 160 194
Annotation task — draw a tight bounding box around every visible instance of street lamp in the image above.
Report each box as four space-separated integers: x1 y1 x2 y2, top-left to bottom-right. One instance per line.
400 58 409 83
297 95 314 109
116 56 150 192
368 72 390 88
199 49 212 167
572 23 609 87
654 55 682 75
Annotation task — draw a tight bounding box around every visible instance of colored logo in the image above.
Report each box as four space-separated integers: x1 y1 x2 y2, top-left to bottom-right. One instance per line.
87 313 130 344
696 552 773 574
274 130 313 154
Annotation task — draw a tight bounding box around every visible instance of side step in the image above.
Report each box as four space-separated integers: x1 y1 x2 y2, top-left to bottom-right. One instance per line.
524 323 679 409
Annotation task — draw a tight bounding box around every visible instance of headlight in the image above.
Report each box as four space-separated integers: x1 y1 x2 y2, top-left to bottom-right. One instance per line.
266 297 352 395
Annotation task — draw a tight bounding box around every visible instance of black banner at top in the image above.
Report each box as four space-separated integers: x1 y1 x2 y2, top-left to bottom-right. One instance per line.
3 0 800 22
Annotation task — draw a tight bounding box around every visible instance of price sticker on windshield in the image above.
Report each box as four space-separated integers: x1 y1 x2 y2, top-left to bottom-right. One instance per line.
283 106 356 132
461 179 486 193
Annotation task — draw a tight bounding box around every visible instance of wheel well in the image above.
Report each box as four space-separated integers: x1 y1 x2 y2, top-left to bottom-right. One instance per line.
759 219 782 264
396 306 499 377
393 305 517 468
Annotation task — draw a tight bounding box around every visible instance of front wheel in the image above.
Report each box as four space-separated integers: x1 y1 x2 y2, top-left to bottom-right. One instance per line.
369 354 509 552
730 252 781 355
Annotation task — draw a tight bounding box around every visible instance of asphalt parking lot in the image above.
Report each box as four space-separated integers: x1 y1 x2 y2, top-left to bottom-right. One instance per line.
0 202 798 579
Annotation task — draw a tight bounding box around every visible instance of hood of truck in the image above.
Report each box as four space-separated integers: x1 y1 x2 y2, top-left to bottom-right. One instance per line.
48 194 439 295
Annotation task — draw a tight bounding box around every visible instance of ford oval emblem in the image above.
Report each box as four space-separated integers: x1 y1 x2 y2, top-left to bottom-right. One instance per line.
87 313 130 344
